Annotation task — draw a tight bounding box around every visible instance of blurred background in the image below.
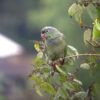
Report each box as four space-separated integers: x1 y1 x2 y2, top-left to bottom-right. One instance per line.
0 0 92 100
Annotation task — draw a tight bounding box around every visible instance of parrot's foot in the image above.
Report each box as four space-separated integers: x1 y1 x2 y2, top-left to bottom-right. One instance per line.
48 58 64 66
48 58 65 71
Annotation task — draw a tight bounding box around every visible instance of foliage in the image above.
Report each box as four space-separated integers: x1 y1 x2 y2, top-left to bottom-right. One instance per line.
29 0 100 100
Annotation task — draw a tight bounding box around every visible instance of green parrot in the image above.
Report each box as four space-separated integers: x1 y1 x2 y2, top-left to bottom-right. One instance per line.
40 26 78 66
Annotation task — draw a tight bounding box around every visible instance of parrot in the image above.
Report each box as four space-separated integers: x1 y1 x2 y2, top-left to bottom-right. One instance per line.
40 26 78 67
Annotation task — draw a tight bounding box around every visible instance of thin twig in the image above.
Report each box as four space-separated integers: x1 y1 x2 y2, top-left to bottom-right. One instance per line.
64 53 100 59
81 24 93 29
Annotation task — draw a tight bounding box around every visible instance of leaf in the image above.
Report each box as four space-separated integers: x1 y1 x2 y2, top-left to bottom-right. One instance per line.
95 19 100 31
43 67 51 73
86 4 97 21
97 7 100 20
63 81 75 91
67 45 79 60
80 63 90 70
92 19 100 41
30 75 43 85
31 76 56 96
40 82 56 95
54 87 68 100
74 5 84 24
88 55 97 69
73 79 82 85
34 41 41 52
84 29 92 45
33 57 44 67
51 72 62 86
55 65 66 76
68 3 83 17
66 45 78 65
67 45 78 56
74 11 83 25
68 3 84 24
71 91 87 100
68 3 78 17
35 86 43 96
37 51 43 58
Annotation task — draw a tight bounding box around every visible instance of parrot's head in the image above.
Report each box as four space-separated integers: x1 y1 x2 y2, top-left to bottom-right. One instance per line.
41 26 63 40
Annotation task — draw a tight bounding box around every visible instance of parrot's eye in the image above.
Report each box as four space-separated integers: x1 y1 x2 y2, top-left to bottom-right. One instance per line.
41 30 49 34
41 31 45 34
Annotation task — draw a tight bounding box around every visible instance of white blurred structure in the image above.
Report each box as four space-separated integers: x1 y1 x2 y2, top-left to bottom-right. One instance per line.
0 34 32 75
0 34 23 58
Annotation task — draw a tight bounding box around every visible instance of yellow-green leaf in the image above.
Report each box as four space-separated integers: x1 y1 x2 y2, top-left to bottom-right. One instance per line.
40 82 56 95
34 41 41 52
30 75 43 84
68 3 78 17
84 29 92 45
35 86 43 96
68 3 84 24
80 63 90 70
55 65 66 76
37 52 43 58
73 79 82 85
92 19 100 41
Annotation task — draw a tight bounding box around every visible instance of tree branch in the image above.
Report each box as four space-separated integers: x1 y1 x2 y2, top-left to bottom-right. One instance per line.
64 53 100 59
80 24 93 29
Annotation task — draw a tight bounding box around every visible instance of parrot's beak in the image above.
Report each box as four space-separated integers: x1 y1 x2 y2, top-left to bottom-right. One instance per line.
41 32 46 40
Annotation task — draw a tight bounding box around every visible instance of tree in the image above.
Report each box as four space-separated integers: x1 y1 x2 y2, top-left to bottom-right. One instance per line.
29 0 100 100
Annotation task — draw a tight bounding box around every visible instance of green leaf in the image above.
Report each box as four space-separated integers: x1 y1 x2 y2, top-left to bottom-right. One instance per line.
68 3 83 17
86 4 97 21
97 7 100 20
80 63 90 70
55 65 66 76
33 57 44 68
40 82 56 95
83 29 92 45
92 19 100 41
68 3 78 17
71 91 87 100
54 87 68 100
68 3 84 24
74 11 83 25
35 86 43 96
51 72 62 86
42 67 51 73
73 79 82 85
66 45 78 65
88 55 97 63
67 45 78 56
63 81 75 91
37 51 43 58
95 19 100 31
34 40 41 52
30 75 43 85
